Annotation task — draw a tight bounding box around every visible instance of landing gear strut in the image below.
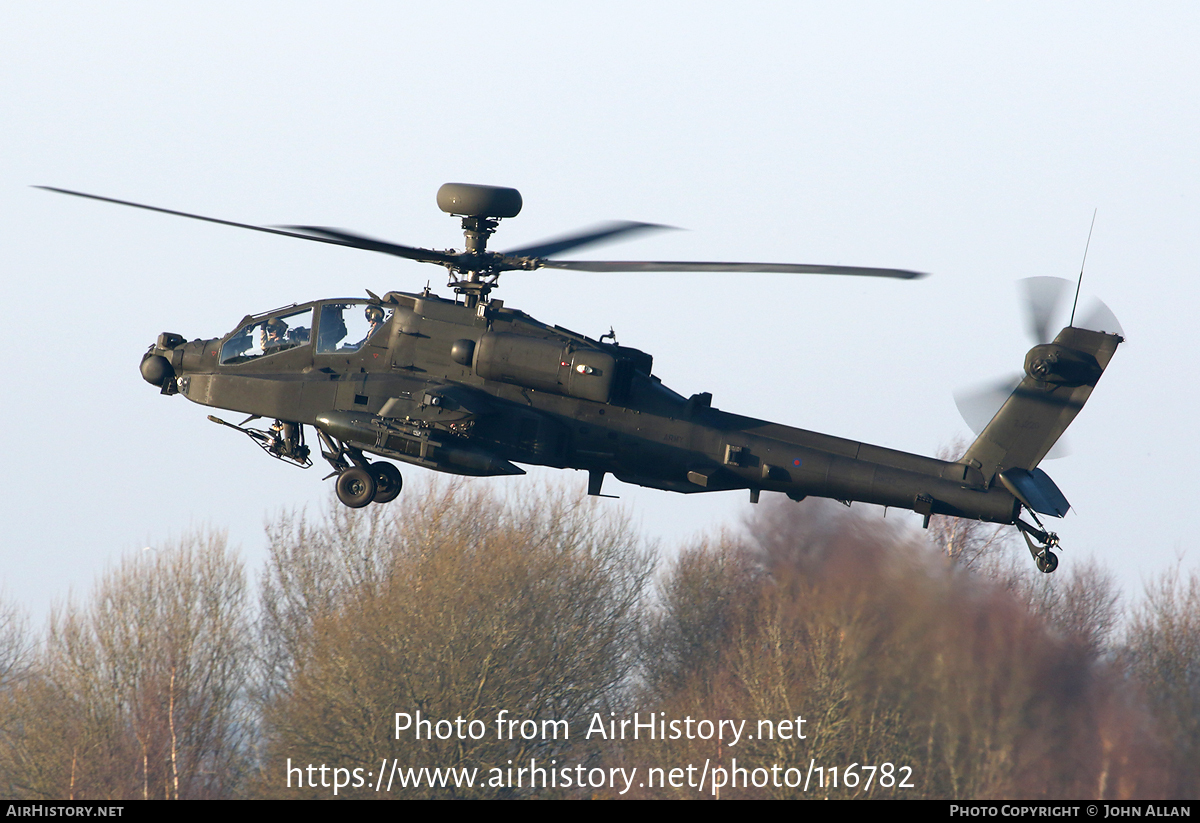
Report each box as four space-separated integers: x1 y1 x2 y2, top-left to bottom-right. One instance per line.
1015 508 1061 574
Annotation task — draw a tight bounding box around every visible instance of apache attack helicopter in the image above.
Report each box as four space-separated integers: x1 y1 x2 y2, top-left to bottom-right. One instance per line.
40 183 1122 573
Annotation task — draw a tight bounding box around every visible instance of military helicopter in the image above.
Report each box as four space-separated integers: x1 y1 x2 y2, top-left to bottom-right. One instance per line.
39 183 1122 573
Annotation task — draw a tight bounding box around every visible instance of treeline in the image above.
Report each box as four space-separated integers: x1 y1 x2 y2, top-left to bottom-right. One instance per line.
0 482 1197 799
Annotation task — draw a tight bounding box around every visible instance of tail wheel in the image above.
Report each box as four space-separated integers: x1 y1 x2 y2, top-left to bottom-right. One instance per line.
370 462 403 504
336 467 376 508
1036 551 1059 574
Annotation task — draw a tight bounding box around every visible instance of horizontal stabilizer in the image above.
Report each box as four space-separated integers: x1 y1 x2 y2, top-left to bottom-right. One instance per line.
999 467 1070 517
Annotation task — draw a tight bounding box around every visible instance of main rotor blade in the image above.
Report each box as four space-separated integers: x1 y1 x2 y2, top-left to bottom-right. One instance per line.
36 186 364 251
35 186 454 265
281 225 456 265
502 221 675 259
534 260 927 278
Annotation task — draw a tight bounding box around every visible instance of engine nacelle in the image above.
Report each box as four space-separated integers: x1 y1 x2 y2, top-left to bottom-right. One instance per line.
474 332 615 403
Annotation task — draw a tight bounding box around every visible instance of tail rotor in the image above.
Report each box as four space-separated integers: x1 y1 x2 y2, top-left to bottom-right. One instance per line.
953 276 1123 459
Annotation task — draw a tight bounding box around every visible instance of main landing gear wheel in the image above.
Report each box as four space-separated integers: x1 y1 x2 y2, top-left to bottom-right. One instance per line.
370 462 403 504
1036 551 1059 574
336 467 376 508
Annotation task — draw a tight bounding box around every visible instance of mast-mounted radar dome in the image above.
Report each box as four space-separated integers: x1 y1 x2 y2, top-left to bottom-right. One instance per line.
436 183 522 219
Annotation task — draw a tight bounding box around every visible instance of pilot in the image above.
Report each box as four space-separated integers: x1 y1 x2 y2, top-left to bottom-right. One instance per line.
352 305 385 349
261 317 288 352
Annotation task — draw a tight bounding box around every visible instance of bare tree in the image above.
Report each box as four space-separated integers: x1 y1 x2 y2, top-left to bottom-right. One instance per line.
927 513 1013 570
625 494 1166 799
1123 562 1200 796
0 594 33 798
926 438 1123 658
638 532 758 701
0 531 251 800
926 439 1016 570
256 479 654 798
0 592 30 692
1009 558 1123 659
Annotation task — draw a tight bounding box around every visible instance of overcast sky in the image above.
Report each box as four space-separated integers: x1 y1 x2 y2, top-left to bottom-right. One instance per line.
3 2 1198 616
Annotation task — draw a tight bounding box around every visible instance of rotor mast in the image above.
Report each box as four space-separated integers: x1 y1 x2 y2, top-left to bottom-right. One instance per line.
437 183 523 308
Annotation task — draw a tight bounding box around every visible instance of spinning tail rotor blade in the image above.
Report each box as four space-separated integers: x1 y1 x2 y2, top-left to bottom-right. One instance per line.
953 373 1071 458
1018 276 1123 338
954 374 1022 436
1076 296 1124 337
1020 276 1071 344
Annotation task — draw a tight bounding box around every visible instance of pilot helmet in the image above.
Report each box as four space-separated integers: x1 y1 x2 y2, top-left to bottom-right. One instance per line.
365 305 384 323
265 317 288 336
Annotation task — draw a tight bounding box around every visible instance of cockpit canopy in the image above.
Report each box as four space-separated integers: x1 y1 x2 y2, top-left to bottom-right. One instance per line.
315 302 387 354
220 306 313 365
219 300 387 365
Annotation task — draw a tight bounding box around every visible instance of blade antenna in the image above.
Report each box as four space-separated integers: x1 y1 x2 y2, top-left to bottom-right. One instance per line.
1069 209 1097 327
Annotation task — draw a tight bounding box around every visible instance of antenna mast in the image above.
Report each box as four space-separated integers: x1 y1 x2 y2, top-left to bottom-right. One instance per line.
1069 209 1098 327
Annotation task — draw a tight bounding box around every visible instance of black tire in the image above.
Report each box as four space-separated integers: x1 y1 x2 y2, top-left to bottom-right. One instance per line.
1036 551 1059 574
370 462 403 504
336 467 376 508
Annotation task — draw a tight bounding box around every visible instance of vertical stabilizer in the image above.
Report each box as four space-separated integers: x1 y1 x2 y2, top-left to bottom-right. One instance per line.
961 326 1121 484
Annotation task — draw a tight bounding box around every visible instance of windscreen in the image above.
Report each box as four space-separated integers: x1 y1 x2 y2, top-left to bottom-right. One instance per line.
219 307 313 364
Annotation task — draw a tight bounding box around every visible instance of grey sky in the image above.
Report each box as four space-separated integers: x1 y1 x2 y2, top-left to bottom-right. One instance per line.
2 2 1197 615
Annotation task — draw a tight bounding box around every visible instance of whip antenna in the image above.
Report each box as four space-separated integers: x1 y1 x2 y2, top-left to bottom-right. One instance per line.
1070 209 1097 327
